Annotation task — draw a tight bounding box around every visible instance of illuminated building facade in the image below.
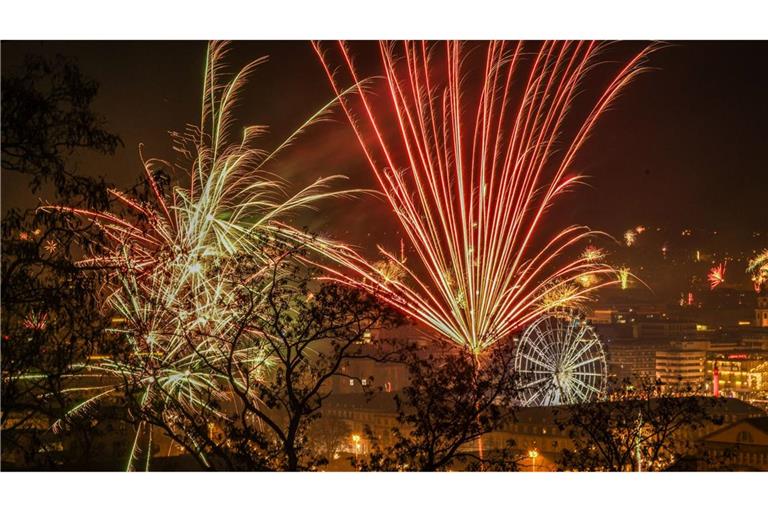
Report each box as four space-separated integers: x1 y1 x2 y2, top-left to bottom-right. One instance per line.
607 340 666 383
705 350 768 407
756 294 768 328
695 417 768 470
322 395 764 471
632 320 700 341
655 348 706 390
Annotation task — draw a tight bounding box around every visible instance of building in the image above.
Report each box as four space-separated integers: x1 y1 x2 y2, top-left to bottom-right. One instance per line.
632 320 700 341
705 350 768 408
607 340 667 383
331 353 409 394
322 394 763 471
694 416 768 470
656 346 707 391
756 293 768 328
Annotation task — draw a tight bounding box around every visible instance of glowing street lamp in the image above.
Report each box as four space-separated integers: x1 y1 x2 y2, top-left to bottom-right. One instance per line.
528 448 539 472
351 434 361 461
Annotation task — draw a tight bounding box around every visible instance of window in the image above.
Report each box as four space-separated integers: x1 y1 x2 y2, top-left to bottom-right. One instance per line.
349 379 355 386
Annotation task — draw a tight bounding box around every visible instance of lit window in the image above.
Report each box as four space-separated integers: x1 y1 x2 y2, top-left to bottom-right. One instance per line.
349 379 355 386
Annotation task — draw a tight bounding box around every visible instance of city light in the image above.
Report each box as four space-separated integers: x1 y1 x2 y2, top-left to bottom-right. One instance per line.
528 448 539 472
4 38 768 477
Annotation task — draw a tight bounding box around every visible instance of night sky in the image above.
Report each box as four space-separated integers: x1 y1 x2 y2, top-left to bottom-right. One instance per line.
2 41 767 252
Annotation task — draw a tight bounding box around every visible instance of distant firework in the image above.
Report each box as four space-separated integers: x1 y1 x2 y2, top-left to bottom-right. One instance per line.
314 41 652 353
624 230 637 247
582 245 605 262
22 311 48 331
708 262 726 290
747 250 768 293
539 281 589 310
619 267 631 290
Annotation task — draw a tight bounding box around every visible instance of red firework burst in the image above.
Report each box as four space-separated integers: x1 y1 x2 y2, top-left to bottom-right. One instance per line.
313 41 654 353
708 262 726 290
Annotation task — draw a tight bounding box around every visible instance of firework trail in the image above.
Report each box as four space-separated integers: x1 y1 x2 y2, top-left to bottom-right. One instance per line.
708 262 726 290
312 41 653 353
41 41 354 469
747 250 768 293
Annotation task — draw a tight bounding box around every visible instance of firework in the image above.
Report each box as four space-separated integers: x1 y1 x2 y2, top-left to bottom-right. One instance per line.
577 273 599 288
42 41 354 469
624 230 637 247
313 41 651 353
539 281 589 310
582 245 605 262
23 311 48 331
747 250 768 293
708 262 726 290
618 267 631 290
44 239 58 254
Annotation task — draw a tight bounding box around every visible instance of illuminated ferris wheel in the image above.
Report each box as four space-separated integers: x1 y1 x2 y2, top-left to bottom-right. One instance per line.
514 311 607 406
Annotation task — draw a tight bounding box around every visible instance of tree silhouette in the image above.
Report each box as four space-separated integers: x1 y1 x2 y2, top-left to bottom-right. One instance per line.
554 379 725 471
123 247 400 471
1 54 122 468
358 338 520 471
2 54 121 201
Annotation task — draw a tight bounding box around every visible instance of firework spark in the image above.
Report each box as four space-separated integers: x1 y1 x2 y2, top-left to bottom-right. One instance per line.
747 250 768 293
41 41 354 469
23 311 48 331
577 273 599 288
618 267 631 290
539 281 589 310
582 245 605 262
624 230 637 247
708 262 726 290
313 41 651 353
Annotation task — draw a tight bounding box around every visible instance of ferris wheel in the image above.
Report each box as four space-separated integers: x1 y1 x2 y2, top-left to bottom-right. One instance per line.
514 311 607 406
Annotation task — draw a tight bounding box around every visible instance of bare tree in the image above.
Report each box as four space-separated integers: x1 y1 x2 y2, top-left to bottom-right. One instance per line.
2 54 121 200
554 379 725 471
117 248 400 471
1 55 121 468
358 338 520 471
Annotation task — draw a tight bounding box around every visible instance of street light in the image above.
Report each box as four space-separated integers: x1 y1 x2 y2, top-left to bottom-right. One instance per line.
528 448 539 472
351 434 361 462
